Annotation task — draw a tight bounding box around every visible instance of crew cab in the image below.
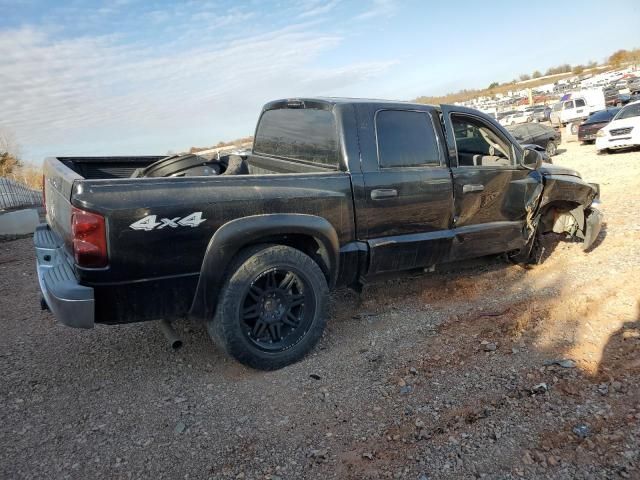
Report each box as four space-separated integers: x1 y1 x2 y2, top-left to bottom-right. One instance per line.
35 98 603 370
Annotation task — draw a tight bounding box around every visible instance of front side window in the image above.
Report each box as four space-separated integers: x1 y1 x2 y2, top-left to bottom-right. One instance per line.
254 108 339 167
451 114 513 167
563 100 574 109
375 110 441 168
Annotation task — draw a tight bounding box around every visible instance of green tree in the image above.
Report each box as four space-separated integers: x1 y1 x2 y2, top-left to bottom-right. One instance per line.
488 81 499 89
532 70 542 79
572 65 585 74
519 73 531 81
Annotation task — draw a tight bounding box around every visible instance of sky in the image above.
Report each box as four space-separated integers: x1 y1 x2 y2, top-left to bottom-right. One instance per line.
1 0 639 162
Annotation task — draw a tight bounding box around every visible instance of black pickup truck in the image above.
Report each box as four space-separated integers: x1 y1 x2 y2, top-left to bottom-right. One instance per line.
35 98 602 369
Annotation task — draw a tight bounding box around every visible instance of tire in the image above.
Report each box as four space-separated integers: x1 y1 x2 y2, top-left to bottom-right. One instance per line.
208 244 329 370
545 141 557 156
570 123 579 135
508 231 544 266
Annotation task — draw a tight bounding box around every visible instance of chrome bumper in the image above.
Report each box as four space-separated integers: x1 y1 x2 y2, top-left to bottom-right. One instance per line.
34 224 95 329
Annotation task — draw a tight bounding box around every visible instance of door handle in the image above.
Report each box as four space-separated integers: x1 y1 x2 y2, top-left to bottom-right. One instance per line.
370 188 398 200
463 184 484 193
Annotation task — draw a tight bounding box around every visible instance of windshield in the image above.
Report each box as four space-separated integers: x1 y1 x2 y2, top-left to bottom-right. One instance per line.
614 103 640 120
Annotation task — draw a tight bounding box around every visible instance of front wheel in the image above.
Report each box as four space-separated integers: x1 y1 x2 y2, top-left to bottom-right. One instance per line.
545 141 557 156
208 245 329 370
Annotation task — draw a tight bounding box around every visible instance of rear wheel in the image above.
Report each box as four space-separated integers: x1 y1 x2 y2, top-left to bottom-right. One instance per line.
208 245 328 370
545 141 557 156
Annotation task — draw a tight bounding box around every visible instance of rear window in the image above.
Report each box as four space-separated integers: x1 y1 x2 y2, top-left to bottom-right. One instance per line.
375 110 440 168
254 108 339 167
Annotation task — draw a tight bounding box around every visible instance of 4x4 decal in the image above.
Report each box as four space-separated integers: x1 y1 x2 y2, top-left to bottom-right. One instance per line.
130 212 206 231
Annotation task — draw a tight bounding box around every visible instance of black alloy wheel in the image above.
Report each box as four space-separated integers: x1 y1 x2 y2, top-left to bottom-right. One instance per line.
240 268 313 351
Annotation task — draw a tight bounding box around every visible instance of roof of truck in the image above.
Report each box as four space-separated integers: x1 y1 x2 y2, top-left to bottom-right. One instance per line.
264 97 439 110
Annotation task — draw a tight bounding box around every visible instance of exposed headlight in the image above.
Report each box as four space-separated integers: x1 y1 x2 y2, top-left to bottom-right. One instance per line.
596 129 607 138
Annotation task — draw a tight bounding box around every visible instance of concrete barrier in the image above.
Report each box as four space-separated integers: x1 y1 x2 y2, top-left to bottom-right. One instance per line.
0 208 40 237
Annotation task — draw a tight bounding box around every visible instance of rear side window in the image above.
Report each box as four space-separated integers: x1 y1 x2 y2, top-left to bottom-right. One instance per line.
375 110 440 168
575 99 586 107
254 108 339 167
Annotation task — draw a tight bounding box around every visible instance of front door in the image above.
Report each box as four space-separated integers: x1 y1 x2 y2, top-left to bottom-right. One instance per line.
439 107 543 260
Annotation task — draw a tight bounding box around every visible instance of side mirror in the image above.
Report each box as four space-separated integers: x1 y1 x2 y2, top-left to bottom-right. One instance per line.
522 146 542 170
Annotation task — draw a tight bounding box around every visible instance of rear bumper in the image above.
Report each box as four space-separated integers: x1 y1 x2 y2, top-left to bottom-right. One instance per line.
34 224 95 329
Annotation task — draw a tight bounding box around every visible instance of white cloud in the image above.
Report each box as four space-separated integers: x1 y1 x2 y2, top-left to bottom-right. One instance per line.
356 0 397 20
0 9 396 159
298 0 340 18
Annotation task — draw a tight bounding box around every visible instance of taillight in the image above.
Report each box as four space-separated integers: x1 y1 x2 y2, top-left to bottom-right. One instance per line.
71 207 108 268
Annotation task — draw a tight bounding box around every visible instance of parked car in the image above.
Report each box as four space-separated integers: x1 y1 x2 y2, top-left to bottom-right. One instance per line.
578 108 621 144
507 123 561 156
531 106 551 123
604 88 633 108
505 110 532 125
596 101 640 154
35 99 602 370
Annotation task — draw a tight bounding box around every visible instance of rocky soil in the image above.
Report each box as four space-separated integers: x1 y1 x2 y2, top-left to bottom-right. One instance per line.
1 142 639 479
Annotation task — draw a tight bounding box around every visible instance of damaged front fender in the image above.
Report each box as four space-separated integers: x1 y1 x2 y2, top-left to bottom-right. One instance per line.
537 167 603 251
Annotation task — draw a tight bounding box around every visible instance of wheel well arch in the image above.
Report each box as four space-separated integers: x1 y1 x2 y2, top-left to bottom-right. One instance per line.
537 200 583 234
248 233 332 283
188 214 339 322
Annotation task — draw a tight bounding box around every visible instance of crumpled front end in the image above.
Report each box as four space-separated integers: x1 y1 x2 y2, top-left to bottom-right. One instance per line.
537 170 603 251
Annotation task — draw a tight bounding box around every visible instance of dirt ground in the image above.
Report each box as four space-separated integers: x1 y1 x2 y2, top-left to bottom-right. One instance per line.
1 142 639 480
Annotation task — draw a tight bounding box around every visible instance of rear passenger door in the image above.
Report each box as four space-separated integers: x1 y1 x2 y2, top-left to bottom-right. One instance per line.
439 107 543 260
357 107 455 275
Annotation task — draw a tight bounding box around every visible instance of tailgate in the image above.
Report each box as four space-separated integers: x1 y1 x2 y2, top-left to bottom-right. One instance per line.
43 156 84 250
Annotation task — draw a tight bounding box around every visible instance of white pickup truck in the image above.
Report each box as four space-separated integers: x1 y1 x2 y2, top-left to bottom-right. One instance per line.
550 89 606 131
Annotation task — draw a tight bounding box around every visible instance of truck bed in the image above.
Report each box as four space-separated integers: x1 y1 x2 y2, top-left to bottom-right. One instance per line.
58 153 336 181
58 156 165 179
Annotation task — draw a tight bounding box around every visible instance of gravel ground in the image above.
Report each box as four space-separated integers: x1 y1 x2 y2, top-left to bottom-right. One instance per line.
1 142 639 480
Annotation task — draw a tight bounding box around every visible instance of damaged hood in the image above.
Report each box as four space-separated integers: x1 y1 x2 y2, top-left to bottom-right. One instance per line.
539 163 581 178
